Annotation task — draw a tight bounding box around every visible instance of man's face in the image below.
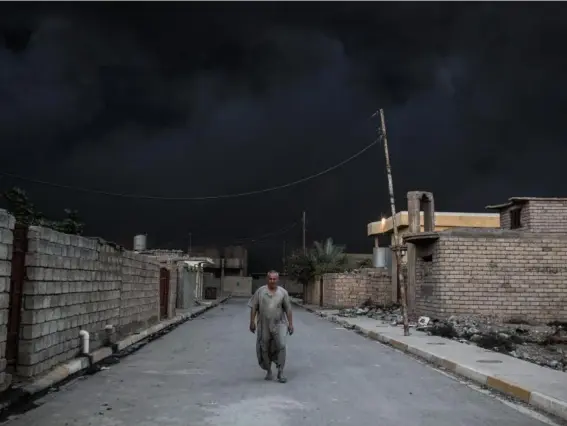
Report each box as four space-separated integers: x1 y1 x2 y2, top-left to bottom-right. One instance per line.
267 274 278 287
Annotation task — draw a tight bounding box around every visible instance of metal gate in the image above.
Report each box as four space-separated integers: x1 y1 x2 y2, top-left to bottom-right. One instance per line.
159 267 170 319
6 224 28 366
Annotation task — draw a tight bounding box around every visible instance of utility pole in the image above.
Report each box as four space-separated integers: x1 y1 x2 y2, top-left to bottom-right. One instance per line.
188 232 192 257
302 211 306 254
376 108 410 336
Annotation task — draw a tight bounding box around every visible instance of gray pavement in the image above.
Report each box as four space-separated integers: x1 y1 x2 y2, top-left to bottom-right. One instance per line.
4 298 552 426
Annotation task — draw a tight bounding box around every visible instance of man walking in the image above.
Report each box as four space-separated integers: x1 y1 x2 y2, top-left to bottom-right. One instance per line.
248 270 294 383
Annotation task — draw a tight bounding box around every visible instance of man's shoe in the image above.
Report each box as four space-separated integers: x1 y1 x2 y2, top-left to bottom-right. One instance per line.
264 370 273 381
277 370 287 383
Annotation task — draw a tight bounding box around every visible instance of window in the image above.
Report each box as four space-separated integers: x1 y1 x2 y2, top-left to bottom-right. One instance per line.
510 208 522 229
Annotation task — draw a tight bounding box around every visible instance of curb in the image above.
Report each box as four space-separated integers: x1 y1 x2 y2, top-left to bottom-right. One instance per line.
293 301 567 422
0 296 231 413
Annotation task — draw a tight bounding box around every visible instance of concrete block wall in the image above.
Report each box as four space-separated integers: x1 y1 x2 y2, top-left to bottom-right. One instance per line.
119 251 159 335
414 229 567 322
19 226 160 378
322 268 391 308
223 276 252 297
0 210 14 391
19 228 121 376
279 278 303 296
167 265 178 318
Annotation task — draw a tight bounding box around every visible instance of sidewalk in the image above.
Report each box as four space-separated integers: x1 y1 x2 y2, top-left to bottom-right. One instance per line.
1 296 231 413
293 300 567 422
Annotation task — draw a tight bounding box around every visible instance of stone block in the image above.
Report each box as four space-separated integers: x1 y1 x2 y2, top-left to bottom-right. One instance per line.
0 210 15 230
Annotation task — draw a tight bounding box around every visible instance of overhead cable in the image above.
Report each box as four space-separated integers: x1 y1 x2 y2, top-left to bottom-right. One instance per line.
0 140 378 201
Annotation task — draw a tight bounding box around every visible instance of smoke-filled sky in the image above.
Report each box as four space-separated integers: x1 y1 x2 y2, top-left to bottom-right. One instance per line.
1 2 567 271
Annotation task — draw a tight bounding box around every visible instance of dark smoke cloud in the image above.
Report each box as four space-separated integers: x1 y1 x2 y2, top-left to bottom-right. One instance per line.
1 3 567 270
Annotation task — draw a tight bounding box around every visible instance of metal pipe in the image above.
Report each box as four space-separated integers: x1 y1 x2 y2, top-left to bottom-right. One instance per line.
79 330 90 354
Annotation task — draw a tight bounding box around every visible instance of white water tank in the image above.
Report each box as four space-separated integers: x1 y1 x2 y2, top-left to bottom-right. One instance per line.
134 234 147 251
373 247 387 268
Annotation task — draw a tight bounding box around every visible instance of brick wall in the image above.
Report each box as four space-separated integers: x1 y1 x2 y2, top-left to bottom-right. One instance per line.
413 229 567 322
526 200 567 233
499 199 567 233
19 226 161 377
322 268 391 308
0 210 14 391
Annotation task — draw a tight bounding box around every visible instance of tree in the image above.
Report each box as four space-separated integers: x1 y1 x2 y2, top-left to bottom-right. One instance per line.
2 187 44 225
51 209 85 235
2 187 85 235
311 238 348 275
287 238 348 303
287 250 315 286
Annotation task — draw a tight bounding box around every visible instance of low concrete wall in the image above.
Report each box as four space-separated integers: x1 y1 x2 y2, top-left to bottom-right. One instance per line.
119 251 160 335
279 278 303 296
18 226 161 378
0 210 14 391
223 276 252 297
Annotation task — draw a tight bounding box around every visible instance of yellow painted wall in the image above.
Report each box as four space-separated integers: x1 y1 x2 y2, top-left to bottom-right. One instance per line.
367 211 500 237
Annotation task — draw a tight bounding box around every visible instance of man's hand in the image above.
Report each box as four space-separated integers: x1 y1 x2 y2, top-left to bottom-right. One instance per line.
288 324 294 336
249 322 256 334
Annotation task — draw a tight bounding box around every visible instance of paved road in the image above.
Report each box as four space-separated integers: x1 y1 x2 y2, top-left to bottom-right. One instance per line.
5 299 553 426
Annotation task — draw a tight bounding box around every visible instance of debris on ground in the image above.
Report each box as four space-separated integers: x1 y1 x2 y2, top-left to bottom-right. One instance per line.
418 314 567 371
336 298 407 326
329 297 567 371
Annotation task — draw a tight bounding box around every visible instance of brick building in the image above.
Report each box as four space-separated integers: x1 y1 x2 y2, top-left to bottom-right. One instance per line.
404 194 567 323
367 200 500 304
486 197 567 233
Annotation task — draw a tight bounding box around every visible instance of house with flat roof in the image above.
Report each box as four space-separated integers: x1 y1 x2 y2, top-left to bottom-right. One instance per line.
367 200 500 303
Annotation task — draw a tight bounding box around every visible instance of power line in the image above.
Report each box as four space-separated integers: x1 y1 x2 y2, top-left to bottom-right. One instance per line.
219 220 300 247
0 140 378 201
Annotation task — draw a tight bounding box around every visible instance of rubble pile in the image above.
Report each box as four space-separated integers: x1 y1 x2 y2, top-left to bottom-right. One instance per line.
337 299 404 325
420 315 567 371
335 299 567 371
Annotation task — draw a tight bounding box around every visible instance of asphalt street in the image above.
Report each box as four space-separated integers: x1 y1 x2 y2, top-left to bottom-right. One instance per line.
3 298 553 426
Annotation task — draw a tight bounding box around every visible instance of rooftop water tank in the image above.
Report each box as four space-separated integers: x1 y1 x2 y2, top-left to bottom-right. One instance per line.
133 234 147 251
372 247 388 268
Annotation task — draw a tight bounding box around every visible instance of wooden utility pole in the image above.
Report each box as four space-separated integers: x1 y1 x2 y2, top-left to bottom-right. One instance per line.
302 211 306 254
188 232 192 257
377 109 410 336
